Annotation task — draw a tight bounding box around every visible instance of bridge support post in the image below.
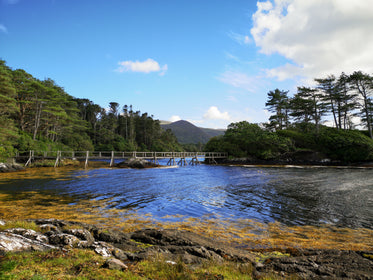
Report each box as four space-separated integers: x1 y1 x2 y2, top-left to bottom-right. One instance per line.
54 151 61 168
25 150 34 167
85 151 89 168
110 151 114 167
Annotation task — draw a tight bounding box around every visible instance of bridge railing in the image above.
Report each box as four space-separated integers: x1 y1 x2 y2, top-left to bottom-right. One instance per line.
16 151 228 159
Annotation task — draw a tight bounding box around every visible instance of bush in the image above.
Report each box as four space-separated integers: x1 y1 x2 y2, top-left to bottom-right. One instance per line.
317 128 373 162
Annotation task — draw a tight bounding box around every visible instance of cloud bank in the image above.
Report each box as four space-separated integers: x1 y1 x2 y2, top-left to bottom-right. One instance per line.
116 58 167 75
251 0 373 81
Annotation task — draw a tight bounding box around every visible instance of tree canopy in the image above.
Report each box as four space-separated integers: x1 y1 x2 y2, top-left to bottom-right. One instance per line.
206 71 373 163
0 61 182 160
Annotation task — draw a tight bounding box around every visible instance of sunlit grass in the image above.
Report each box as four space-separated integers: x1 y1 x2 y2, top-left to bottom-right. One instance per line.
1 249 292 280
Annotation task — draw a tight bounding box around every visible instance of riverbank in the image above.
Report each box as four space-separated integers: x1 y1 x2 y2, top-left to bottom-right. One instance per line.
1 219 372 279
212 151 373 168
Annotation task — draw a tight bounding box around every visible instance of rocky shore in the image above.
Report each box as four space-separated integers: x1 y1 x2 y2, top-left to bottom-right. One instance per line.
1 219 372 279
0 162 25 173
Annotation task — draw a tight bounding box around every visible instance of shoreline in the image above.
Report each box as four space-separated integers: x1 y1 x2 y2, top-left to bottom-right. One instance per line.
1 218 372 279
2 157 373 174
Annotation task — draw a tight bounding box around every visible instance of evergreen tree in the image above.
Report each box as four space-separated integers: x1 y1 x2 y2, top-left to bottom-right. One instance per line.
349 71 373 138
265 89 289 131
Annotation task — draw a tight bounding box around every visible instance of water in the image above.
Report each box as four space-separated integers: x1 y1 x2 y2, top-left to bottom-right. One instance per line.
1 163 372 229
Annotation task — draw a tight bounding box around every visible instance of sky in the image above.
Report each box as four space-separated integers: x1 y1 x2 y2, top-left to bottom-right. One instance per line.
1 0 373 129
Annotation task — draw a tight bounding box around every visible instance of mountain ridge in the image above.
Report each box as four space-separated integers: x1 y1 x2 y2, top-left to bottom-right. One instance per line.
161 120 225 144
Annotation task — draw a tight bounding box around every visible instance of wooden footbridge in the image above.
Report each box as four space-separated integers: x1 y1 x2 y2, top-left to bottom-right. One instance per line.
15 151 228 168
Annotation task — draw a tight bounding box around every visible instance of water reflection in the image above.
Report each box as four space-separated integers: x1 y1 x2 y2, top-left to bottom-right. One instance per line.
0 165 372 229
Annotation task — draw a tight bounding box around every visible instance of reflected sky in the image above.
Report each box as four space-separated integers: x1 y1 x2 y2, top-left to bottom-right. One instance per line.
1 165 372 229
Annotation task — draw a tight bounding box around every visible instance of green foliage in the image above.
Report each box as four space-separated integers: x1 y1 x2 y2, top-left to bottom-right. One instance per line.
0 60 184 161
317 127 373 162
205 121 293 159
278 125 373 162
0 145 16 162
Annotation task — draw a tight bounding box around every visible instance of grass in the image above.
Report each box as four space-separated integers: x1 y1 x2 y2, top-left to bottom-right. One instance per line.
0 220 39 232
0 249 290 280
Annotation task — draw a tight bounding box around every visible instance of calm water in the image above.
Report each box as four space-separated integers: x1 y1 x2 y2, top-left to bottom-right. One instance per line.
1 163 372 229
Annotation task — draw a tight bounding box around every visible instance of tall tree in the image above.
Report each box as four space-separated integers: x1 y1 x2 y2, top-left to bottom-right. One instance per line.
349 71 373 138
315 75 340 129
335 72 358 129
290 87 326 132
265 89 289 131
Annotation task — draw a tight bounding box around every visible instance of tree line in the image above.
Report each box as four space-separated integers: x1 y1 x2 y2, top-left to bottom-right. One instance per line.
206 71 373 163
0 60 182 160
265 71 373 137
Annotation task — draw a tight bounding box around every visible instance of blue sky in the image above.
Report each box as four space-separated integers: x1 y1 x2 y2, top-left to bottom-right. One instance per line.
1 0 373 128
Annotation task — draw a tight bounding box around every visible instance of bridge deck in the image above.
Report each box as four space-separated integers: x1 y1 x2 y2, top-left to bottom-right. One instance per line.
15 151 228 167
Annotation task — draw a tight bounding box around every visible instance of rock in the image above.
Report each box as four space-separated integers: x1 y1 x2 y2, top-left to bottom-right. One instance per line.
0 232 57 253
92 228 130 245
112 248 128 261
91 241 115 258
64 228 95 247
39 224 59 233
116 157 156 169
4 228 48 243
0 220 5 226
103 258 128 270
48 233 82 248
0 162 25 173
256 249 373 279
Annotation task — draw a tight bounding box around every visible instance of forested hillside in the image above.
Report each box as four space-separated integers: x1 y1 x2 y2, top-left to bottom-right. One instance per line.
0 60 182 160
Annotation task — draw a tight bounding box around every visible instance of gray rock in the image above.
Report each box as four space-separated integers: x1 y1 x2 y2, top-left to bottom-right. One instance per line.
0 162 25 173
39 224 59 233
0 232 57 253
91 241 115 258
48 233 82 248
4 228 48 243
103 258 128 270
0 220 5 226
64 228 94 247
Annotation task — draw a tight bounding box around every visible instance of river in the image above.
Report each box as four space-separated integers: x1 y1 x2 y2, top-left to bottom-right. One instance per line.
0 162 372 230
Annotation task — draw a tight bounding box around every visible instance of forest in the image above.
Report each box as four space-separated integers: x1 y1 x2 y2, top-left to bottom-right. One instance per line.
205 71 373 163
0 60 182 161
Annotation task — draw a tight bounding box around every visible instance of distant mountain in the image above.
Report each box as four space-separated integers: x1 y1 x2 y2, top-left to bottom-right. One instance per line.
161 120 225 144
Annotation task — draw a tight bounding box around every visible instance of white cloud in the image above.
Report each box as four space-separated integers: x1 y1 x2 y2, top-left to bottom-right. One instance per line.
116 58 167 75
0 24 7 33
251 0 373 81
203 106 230 121
169 115 181 122
218 71 260 92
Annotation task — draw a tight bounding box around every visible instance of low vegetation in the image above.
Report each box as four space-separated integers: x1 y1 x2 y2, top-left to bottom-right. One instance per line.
0 249 286 280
